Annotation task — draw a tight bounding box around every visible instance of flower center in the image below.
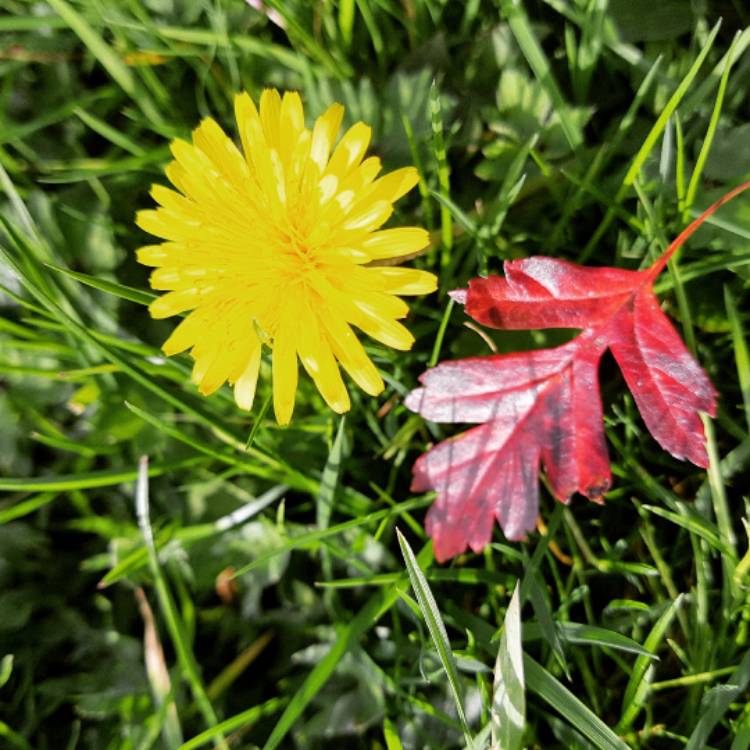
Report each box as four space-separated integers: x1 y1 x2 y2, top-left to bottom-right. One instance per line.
279 230 320 278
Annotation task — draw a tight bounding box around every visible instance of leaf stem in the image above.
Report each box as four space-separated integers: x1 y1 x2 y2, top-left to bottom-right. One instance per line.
651 178 750 275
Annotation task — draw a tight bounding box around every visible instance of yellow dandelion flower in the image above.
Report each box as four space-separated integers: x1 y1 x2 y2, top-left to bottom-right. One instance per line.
136 89 436 424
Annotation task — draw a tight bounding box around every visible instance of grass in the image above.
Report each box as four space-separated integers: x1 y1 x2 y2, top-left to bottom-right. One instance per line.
1 1 750 748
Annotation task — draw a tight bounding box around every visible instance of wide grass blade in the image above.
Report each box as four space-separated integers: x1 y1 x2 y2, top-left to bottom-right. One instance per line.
685 650 750 750
382 717 404 750
492 582 525 750
524 655 628 750
523 621 658 659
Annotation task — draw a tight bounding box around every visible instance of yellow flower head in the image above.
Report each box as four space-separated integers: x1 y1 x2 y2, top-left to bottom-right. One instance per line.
136 89 436 424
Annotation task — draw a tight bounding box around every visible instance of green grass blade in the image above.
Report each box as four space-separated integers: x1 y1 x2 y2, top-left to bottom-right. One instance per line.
0 164 42 243
617 596 684 732
524 654 629 750
520 508 568 674
124 401 309 490
620 20 719 190
682 25 750 114
401 112 434 231
429 81 453 273
642 503 736 559
44 0 148 114
0 456 206 492
0 493 56 524
731 712 750 750
178 697 285 750
397 530 474 747
382 717 404 750
581 20 721 261
726 285 750 434
317 416 345 584
429 190 478 238
45 0 162 125
0 88 113 147
0 655 13 690
73 107 146 156
683 31 742 219
45 264 155 306
99 485 286 588
338 0 355 47
702 413 738 557
45 0 136 98
428 297 455 367
263 1 352 77
2 223 255 456
0 720 34 750
318 416 345 531
500 0 582 150
526 574 568 677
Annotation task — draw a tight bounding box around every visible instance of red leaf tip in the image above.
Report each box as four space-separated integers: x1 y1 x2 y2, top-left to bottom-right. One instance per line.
403 387 425 414
449 288 467 304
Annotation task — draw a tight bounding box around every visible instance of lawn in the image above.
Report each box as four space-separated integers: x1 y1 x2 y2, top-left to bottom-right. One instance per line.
1 1 750 748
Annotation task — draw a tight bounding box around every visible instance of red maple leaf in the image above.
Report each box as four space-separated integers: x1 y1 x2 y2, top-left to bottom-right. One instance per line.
406 182 750 562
